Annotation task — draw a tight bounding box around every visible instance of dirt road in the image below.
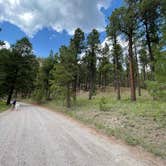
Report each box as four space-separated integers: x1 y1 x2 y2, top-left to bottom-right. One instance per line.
0 103 165 166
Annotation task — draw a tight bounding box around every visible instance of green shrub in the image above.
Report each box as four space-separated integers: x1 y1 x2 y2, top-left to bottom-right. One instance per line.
99 97 110 111
146 81 166 101
124 134 140 145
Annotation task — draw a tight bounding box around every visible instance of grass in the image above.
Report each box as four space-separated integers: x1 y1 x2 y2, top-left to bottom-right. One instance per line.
40 87 166 159
0 101 9 113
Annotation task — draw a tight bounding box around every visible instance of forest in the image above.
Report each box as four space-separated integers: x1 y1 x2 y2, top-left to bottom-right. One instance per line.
0 0 165 107
0 0 166 159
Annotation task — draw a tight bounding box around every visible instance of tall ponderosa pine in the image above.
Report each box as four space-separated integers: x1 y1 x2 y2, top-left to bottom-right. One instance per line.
41 50 55 99
13 38 38 99
133 42 141 96
98 43 111 90
87 29 100 100
107 11 123 100
112 0 137 101
139 0 161 76
70 28 85 101
139 47 148 82
0 49 11 98
50 46 75 108
149 0 166 100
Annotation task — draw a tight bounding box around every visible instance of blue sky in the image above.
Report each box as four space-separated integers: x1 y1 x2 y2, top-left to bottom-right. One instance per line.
0 0 123 57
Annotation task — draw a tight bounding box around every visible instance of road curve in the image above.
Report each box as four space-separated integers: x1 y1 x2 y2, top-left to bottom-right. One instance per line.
0 103 165 166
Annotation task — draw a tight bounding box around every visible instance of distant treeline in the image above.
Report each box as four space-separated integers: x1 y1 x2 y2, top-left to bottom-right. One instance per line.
0 0 165 107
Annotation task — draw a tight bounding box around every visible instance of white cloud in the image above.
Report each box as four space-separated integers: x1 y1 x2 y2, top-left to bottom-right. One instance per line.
0 41 10 49
79 36 128 61
101 36 128 52
0 0 112 37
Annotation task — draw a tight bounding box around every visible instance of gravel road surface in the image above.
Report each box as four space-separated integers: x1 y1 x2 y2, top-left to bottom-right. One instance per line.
0 103 165 166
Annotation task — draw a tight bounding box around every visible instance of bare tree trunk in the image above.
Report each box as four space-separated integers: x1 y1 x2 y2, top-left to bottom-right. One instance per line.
6 69 18 105
114 36 121 100
117 75 121 100
126 73 129 87
113 57 117 91
89 49 96 100
7 88 14 105
102 72 106 92
89 69 94 100
73 77 77 101
89 67 95 100
129 34 136 101
98 72 102 88
77 66 80 92
85 76 88 91
144 22 155 79
134 44 141 96
143 66 146 81
66 83 71 108
89 65 93 100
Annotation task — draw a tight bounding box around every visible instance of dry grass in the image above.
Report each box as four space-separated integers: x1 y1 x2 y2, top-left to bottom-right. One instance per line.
43 87 166 159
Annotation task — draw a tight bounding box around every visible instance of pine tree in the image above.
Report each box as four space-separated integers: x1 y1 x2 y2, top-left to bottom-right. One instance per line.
50 46 75 108
87 29 100 100
98 43 111 90
109 0 138 101
139 48 148 82
107 11 123 100
0 37 38 104
70 28 85 101
139 0 161 76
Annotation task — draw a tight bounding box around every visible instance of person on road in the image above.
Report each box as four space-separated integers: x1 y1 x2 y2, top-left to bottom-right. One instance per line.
12 99 16 110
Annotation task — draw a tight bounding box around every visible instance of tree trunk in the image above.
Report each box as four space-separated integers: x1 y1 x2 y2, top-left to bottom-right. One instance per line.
113 57 117 91
134 44 141 96
128 34 136 101
6 69 18 105
7 87 14 105
89 66 95 100
116 69 121 100
143 66 146 81
126 72 129 87
73 76 77 101
144 21 155 77
114 36 121 100
66 83 71 108
98 72 101 88
117 79 121 100
89 49 96 100
104 72 107 88
85 76 88 91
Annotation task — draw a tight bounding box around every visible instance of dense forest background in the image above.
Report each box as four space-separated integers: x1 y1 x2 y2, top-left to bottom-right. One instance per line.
0 0 166 107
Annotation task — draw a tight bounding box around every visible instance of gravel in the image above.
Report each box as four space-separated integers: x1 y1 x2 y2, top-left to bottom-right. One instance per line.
0 103 165 166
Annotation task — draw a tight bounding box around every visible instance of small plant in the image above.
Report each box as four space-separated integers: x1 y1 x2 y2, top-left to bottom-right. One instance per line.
124 135 140 145
99 97 109 111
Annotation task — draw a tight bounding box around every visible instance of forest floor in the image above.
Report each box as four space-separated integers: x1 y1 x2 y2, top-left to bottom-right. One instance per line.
40 88 166 159
0 101 9 113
